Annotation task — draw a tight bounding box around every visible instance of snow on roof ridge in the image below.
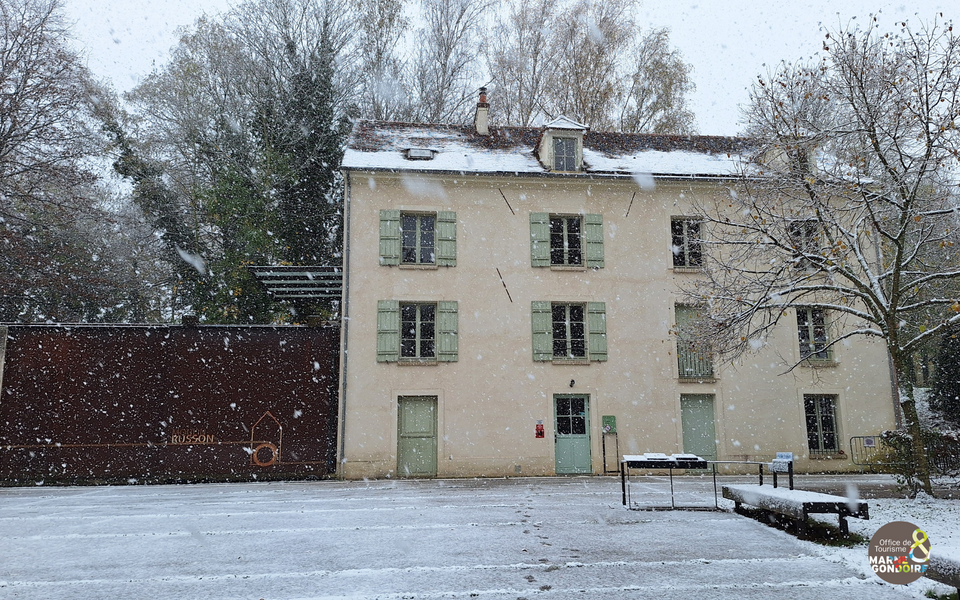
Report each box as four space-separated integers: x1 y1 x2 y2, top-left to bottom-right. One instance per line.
543 115 588 130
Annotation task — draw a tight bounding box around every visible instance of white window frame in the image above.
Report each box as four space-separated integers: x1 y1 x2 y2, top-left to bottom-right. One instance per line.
400 213 436 265
804 394 839 455
400 302 436 360
671 217 703 269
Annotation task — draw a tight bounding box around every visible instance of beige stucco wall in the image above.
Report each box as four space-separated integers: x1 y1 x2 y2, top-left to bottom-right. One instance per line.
338 170 897 479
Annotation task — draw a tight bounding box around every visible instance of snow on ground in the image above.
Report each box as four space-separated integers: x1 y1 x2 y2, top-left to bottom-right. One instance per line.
0 475 956 599
799 487 960 599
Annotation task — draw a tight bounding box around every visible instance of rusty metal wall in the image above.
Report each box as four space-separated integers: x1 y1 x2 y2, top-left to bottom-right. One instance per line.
0 324 340 484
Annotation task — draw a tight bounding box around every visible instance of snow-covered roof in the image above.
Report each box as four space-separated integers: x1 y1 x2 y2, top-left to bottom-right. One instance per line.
543 116 588 131
342 120 756 179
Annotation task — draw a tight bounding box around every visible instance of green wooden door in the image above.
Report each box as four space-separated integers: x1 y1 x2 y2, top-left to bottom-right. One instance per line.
397 396 437 477
680 394 717 461
554 395 591 474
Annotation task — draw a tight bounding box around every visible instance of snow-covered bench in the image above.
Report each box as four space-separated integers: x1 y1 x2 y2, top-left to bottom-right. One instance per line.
722 484 869 535
926 554 960 594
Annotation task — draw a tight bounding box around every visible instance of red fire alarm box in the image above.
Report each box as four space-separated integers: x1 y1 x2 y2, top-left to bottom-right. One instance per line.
535 420 545 438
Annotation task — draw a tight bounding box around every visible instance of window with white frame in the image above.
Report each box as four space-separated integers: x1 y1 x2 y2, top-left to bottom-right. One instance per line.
797 307 831 361
553 137 577 171
531 301 607 362
804 394 839 454
552 303 586 359
401 214 435 265
376 300 458 363
550 215 583 266
530 213 603 268
401 303 435 359
379 210 456 267
671 218 703 268
788 219 818 267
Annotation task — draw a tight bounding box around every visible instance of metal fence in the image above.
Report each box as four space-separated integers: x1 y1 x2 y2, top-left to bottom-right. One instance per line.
850 433 960 476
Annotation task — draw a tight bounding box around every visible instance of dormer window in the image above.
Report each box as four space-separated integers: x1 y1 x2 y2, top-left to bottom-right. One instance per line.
554 137 577 171
537 116 588 173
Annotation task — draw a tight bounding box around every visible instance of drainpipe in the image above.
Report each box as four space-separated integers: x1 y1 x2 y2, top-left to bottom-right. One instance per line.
336 171 353 478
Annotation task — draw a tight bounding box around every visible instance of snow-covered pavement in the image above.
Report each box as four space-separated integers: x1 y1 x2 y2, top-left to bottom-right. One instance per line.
0 476 953 599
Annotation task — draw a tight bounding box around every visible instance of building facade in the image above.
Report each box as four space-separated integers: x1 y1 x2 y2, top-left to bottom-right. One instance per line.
337 100 897 479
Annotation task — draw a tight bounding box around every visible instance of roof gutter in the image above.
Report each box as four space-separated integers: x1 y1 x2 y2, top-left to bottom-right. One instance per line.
339 166 748 183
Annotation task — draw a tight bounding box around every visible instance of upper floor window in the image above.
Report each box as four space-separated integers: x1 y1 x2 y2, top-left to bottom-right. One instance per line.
530 213 603 268
551 215 583 266
401 214 435 265
788 219 818 268
797 307 831 362
379 210 456 267
671 218 702 268
554 137 577 171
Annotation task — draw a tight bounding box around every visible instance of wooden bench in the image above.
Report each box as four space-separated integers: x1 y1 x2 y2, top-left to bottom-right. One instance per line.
722 484 869 535
926 554 960 595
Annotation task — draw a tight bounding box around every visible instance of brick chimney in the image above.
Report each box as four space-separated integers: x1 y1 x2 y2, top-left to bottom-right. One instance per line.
474 87 489 135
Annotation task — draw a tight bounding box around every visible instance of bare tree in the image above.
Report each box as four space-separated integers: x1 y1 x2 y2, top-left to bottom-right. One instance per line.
0 0 153 321
409 0 492 124
619 27 696 134
357 0 411 121
683 17 960 495
483 0 555 126
541 0 635 130
0 0 102 222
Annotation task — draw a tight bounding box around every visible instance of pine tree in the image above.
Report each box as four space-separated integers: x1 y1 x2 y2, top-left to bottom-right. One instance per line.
930 329 960 426
270 28 351 318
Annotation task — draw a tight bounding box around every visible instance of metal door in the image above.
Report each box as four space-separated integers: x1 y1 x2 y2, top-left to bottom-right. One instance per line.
397 396 437 477
680 394 717 461
554 395 591 474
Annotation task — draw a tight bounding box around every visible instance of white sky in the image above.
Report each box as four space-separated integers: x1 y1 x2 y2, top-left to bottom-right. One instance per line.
63 0 954 136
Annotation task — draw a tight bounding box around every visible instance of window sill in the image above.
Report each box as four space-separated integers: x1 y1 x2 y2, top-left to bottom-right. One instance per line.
398 263 439 270
801 359 838 368
398 359 439 366
550 265 587 271
671 266 703 273
808 451 847 460
679 376 717 383
552 359 591 365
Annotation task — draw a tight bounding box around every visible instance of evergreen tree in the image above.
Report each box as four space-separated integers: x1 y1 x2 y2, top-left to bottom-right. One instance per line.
930 329 960 426
269 30 351 318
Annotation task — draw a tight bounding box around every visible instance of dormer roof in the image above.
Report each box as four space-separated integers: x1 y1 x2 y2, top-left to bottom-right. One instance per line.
543 116 588 131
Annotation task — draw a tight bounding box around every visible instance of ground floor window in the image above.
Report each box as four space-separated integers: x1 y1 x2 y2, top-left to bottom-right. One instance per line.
804 394 839 455
552 303 586 359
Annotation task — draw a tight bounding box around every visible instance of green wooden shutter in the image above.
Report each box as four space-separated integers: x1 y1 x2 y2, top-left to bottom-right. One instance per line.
436 211 457 267
532 301 553 361
587 302 607 361
376 300 400 362
584 213 604 268
437 301 458 362
530 212 550 267
379 210 401 266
